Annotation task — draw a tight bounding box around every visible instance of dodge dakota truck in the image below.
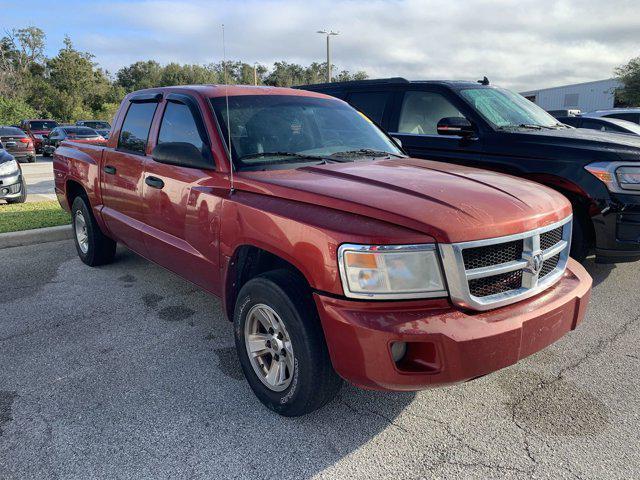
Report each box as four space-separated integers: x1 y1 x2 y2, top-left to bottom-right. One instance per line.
54 85 592 416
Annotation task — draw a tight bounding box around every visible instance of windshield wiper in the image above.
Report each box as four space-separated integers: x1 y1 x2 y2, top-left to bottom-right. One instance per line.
238 152 322 161
236 151 349 170
329 149 405 159
497 124 555 131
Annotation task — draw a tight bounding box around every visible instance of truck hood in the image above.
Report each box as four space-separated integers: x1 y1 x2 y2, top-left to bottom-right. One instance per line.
505 127 640 161
237 158 571 243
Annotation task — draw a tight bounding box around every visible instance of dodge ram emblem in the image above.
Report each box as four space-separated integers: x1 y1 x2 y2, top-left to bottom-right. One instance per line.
526 253 544 275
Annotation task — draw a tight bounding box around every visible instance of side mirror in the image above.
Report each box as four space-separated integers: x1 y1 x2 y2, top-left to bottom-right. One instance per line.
437 117 475 138
392 137 403 148
152 142 213 169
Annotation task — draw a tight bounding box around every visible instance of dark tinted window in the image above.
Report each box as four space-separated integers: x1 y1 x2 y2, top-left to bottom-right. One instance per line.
63 127 98 136
557 117 579 127
29 121 58 130
79 121 110 129
0 127 26 136
347 91 390 124
118 102 158 154
606 113 640 124
158 102 205 151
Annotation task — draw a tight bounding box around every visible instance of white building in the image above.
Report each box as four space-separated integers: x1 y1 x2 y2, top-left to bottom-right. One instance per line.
520 78 622 114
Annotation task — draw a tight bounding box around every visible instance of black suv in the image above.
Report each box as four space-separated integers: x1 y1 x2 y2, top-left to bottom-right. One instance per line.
299 78 640 263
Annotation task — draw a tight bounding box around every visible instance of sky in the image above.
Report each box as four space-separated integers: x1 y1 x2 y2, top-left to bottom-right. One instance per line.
1 0 639 91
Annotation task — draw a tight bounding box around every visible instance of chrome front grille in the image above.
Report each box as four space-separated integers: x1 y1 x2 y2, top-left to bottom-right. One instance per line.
439 216 573 311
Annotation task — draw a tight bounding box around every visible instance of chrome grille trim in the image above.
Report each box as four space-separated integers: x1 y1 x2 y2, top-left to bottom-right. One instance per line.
438 215 573 311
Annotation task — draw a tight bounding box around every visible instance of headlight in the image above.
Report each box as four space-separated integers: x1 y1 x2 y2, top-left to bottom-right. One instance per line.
337 244 447 299
0 159 19 176
585 162 640 194
616 166 640 191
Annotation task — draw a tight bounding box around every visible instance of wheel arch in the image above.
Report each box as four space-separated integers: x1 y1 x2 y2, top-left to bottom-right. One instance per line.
223 244 312 322
523 173 597 248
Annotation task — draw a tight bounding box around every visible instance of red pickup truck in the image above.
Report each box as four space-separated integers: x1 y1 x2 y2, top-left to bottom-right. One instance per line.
54 85 592 416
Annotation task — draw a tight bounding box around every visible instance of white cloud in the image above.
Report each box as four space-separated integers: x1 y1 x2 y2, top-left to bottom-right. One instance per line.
70 0 640 91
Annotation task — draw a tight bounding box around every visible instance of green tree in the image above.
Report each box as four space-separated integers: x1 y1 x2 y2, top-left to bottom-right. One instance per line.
45 37 114 122
116 60 162 92
615 56 640 107
0 26 46 98
0 96 37 124
264 61 307 87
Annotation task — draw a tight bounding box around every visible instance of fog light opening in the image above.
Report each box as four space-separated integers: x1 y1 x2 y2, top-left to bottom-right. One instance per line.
390 341 407 363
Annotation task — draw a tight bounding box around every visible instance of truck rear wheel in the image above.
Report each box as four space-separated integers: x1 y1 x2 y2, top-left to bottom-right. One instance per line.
71 196 116 266
233 269 342 416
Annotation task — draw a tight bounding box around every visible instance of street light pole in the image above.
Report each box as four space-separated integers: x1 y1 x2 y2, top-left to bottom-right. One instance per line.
317 30 339 83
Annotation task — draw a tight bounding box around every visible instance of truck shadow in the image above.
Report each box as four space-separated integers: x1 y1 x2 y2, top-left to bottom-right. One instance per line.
108 247 417 479
581 257 616 287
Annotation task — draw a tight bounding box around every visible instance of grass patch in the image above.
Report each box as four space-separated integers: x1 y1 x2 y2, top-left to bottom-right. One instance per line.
0 200 71 234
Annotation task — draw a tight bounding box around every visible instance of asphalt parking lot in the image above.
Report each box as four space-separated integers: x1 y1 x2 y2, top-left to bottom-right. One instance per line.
20 155 56 202
0 241 638 479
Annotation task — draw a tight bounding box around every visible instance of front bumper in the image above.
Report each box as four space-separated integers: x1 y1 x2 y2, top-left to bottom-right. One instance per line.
315 258 592 391
593 194 640 263
0 173 23 199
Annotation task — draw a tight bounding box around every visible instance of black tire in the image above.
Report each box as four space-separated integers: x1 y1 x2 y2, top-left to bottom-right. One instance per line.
71 195 116 266
29 155 37 162
42 149 51 158
233 269 342 416
570 209 590 263
6 178 27 204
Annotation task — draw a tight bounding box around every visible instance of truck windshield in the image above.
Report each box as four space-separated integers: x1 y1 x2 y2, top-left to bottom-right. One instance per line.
211 95 403 170
460 87 562 130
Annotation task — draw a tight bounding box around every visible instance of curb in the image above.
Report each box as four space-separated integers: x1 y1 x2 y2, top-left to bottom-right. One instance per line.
0 224 73 249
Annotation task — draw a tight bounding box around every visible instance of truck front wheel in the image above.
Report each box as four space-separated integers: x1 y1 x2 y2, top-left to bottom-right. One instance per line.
71 196 116 266
233 269 342 416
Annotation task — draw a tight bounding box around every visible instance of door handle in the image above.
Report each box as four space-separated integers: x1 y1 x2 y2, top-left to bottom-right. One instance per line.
145 176 165 189
103 165 117 175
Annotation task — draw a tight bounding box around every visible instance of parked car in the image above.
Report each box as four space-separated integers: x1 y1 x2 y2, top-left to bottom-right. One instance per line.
558 116 640 136
0 126 36 162
299 78 640 263
53 85 592 416
583 108 640 125
0 146 27 203
75 120 112 139
19 119 59 153
42 126 107 156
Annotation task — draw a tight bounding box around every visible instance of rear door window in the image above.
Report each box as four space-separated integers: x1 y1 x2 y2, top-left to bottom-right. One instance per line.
398 91 465 135
346 91 391 125
118 102 158 154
